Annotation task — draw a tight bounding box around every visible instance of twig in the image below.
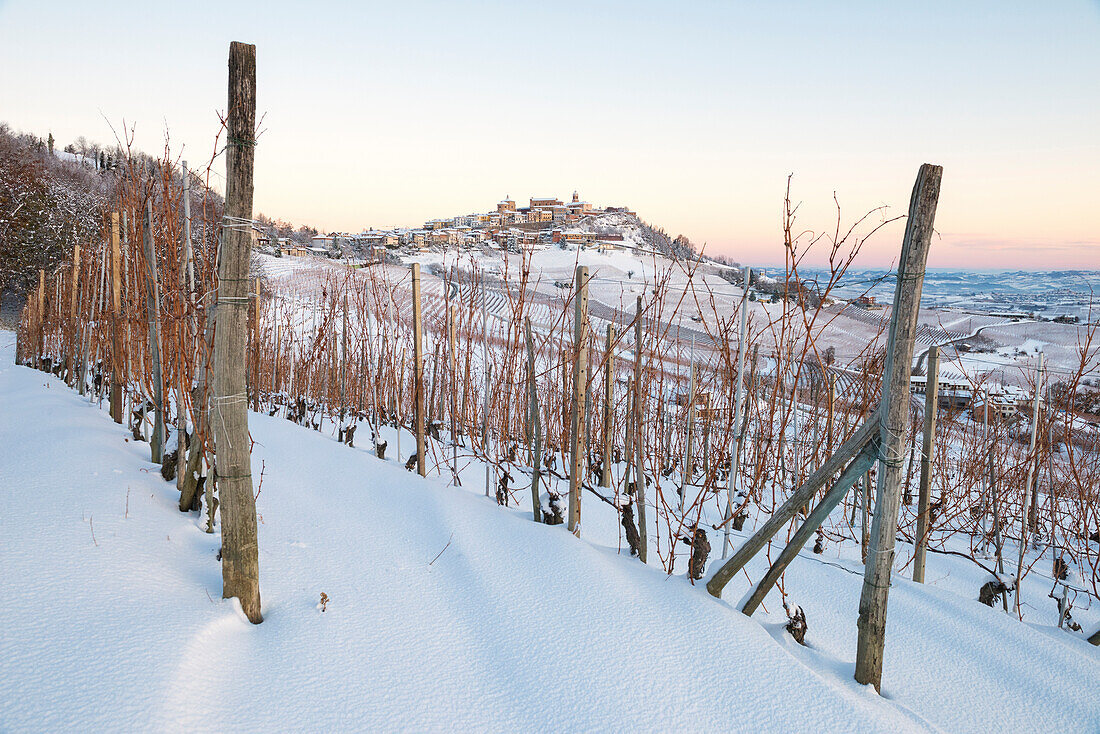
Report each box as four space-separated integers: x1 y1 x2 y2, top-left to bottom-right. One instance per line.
254 459 266 500
89 515 98 547
429 532 454 566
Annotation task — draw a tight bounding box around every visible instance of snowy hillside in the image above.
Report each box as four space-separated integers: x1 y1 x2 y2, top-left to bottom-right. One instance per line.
1 330 1098 732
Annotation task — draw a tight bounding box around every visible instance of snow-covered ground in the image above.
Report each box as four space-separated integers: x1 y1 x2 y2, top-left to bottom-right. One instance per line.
2 329 1097 732
254 251 1099 393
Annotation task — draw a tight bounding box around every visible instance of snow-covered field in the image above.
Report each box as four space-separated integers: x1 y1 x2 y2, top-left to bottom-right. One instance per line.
255 251 1098 392
2 329 1097 732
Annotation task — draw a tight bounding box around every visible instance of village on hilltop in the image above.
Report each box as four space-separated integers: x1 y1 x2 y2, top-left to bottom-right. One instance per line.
258 192 639 260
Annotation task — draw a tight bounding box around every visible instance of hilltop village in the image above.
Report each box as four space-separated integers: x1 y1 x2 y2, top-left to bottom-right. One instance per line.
258 192 641 260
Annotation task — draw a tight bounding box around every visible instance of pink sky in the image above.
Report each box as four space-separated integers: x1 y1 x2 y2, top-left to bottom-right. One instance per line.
1 1 1097 269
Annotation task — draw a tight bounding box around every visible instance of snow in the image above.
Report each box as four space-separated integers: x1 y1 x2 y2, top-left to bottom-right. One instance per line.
2 330 1097 732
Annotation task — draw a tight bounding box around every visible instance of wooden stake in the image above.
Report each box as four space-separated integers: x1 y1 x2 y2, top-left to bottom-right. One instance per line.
600 324 615 487
449 304 460 485
36 268 45 362
252 279 261 413
707 414 881 598
1014 352 1044 613
482 285 490 496
142 198 165 465
913 345 939 583
411 263 425 476
861 470 871 562
339 293 348 438
110 213 122 423
684 336 696 498
525 316 542 521
855 163 941 691
67 243 80 385
215 40 262 624
741 441 879 615
568 265 589 537
723 265 750 558
633 296 647 563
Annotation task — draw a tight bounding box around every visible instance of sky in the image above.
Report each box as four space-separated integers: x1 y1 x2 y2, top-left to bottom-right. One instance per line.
1 1 1098 269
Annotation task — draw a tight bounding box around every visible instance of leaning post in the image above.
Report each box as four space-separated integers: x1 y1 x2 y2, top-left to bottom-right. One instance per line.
854 163 942 691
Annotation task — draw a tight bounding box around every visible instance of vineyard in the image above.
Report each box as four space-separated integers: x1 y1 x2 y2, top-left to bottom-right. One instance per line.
12 141 1100 644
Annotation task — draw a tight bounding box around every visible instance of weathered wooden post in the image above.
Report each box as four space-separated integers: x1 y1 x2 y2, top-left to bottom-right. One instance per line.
214 40 262 624
855 163 941 691
568 265 589 537
110 213 123 423
525 316 542 521
707 416 882 598
913 345 939 583
600 324 615 487
740 441 880 615
633 295 647 562
143 198 165 464
411 263 426 476
723 265 750 558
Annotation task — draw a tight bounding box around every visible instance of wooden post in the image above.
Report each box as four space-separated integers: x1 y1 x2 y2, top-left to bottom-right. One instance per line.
214 40 262 624
741 441 879 615
482 362 492 493
1014 352 1044 613
110 213 123 423
177 165 198 490
855 163 941 691
482 286 491 496
913 345 940 583
600 324 615 487
707 415 881 597
411 263 426 476
449 304 460 485
36 268 45 362
175 176 191 490
252 279 261 413
684 336 696 498
143 198 165 465
67 244 80 385
723 265 750 558
525 317 542 521
567 265 589 537
633 296 647 563
340 293 348 438
861 470 871 562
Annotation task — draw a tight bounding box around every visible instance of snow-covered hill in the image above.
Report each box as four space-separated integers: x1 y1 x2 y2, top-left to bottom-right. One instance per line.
3 331 1096 732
